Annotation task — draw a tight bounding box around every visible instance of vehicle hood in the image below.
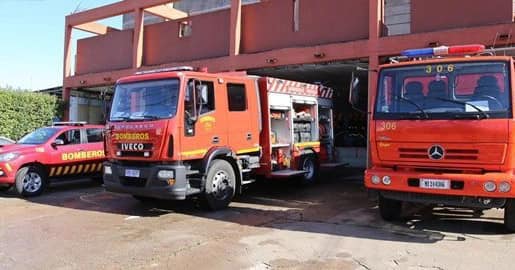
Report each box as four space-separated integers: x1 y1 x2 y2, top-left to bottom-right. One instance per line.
374 119 509 166
0 144 40 154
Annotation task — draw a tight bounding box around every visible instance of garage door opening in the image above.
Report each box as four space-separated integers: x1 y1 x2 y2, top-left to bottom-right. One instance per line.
68 87 114 125
248 60 369 169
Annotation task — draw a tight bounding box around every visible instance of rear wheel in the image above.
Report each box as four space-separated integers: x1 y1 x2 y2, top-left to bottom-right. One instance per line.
298 155 319 185
202 159 236 210
379 195 402 221
15 166 47 197
504 199 515 232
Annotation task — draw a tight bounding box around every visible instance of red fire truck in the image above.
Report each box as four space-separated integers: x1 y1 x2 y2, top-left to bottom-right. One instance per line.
361 44 515 231
103 68 340 209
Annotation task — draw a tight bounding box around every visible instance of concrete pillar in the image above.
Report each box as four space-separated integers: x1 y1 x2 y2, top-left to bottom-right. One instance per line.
63 87 72 121
133 8 145 69
63 24 73 78
229 0 242 61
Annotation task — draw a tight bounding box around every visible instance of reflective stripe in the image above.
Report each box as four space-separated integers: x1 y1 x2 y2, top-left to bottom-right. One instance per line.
237 147 260 155
55 167 63 176
181 149 207 157
49 167 56 177
83 164 91 173
90 163 97 173
97 163 103 172
76 165 84 174
62 166 70 175
69 165 77 175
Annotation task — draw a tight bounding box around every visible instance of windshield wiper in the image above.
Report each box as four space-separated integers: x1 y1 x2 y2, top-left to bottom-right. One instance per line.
428 97 490 119
129 115 160 121
395 97 429 119
110 116 131 122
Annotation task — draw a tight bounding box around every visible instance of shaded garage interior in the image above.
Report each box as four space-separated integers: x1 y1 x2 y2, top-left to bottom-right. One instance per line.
248 60 369 168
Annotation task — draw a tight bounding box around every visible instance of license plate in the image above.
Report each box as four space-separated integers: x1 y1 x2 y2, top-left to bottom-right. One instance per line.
420 178 450 190
125 169 140 178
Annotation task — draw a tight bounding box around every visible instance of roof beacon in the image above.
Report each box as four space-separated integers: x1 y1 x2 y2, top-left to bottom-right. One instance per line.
402 44 485 58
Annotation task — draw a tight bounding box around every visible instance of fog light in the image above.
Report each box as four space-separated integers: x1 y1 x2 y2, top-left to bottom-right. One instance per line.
382 176 392 185
158 170 175 179
484 181 496 192
371 175 381 184
499 181 511 193
116 151 122 156
104 166 112 175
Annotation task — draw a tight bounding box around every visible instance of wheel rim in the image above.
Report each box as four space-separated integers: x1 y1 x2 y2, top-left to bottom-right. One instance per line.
303 159 315 180
211 170 231 200
23 172 42 193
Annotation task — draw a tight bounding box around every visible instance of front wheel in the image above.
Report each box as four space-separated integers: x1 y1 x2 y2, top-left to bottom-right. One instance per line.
15 166 47 197
202 159 236 210
504 199 515 232
378 195 402 221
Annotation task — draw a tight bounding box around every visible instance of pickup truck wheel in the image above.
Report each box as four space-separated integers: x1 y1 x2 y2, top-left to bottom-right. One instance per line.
15 166 47 197
504 199 515 232
0 184 12 192
203 159 236 210
298 155 319 185
379 195 402 221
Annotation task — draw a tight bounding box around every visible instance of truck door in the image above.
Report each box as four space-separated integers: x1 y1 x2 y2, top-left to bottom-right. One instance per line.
225 81 260 155
181 78 228 160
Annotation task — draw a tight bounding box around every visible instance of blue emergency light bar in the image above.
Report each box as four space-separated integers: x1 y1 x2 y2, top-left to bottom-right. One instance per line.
401 44 485 58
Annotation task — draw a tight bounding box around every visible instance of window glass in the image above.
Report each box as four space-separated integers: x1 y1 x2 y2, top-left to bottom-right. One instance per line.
86 129 104 143
227 83 247 111
55 129 82 145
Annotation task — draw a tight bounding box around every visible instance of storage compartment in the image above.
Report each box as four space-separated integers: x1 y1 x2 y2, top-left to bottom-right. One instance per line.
293 103 318 143
270 108 293 171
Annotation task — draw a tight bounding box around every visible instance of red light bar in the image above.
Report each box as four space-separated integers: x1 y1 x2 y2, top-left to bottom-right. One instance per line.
448 44 485 55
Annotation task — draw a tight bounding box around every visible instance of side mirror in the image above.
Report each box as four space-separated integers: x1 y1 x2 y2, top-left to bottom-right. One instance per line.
51 139 65 148
349 72 366 113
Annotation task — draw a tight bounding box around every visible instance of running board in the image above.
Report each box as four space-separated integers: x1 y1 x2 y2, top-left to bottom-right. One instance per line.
270 169 306 178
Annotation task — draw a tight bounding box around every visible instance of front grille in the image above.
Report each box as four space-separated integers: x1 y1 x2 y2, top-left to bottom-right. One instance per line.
381 191 506 208
120 177 147 187
119 151 153 158
399 148 479 161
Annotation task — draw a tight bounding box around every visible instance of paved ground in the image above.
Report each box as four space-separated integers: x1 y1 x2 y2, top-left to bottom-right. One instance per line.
1 171 514 270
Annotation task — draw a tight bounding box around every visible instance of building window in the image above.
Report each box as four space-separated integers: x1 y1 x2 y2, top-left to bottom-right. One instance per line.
227 83 247 111
179 21 192 37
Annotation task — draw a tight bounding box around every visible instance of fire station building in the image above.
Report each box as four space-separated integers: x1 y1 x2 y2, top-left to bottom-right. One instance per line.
63 0 515 167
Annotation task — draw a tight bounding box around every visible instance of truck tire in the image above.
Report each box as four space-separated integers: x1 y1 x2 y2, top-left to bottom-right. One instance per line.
202 159 236 210
299 154 319 185
15 166 47 197
379 195 402 221
504 199 515 232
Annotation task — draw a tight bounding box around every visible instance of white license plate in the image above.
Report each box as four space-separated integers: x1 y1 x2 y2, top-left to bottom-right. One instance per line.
420 178 450 190
125 169 140 178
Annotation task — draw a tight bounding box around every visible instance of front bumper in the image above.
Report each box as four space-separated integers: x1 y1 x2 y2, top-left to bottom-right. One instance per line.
0 163 17 184
365 167 515 205
103 162 189 200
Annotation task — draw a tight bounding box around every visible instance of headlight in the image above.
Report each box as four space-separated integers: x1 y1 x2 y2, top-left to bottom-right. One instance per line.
104 166 112 175
499 181 511 193
484 181 496 192
0 152 20 162
382 176 392 185
157 170 175 179
371 175 381 184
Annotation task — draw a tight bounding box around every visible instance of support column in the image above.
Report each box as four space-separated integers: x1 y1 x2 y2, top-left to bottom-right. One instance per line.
229 0 242 56
133 8 144 69
63 24 73 79
63 87 72 121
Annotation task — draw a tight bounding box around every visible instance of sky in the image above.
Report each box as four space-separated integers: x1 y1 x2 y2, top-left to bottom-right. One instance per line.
0 0 121 90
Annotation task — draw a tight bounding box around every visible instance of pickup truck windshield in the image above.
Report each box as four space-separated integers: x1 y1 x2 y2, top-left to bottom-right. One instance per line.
110 79 180 121
375 61 511 120
18 127 59 145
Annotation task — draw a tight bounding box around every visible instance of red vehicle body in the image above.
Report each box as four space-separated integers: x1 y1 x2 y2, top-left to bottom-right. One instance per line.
103 68 339 209
0 123 105 196
364 45 515 230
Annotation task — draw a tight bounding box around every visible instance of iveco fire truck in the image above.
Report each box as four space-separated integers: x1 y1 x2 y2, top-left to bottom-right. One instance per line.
103 67 339 210
363 44 515 231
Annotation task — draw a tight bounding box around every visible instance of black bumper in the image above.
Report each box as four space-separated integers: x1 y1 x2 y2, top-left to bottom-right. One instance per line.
103 162 188 200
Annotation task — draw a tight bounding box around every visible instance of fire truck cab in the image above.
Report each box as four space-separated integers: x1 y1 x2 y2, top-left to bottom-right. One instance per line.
362 44 515 231
103 68 338 210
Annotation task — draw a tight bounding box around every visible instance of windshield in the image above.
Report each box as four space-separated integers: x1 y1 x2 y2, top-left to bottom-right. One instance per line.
375 61 511 120
110 79 180 121
17 127 59 145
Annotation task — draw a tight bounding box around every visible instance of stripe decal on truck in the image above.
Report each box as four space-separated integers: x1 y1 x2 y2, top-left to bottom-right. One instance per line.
48 162 103 177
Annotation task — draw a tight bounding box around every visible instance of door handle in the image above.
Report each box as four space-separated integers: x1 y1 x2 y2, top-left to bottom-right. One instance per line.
246 133 252 141
212 136 220 144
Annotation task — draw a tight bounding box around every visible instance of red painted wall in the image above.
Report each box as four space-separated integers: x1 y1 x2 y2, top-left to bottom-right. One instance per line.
75 30 133 75
143 9 230 65
411 0 513 33
241 0 369 54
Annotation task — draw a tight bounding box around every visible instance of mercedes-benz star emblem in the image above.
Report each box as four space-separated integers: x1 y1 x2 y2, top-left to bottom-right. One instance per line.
428 145 445 160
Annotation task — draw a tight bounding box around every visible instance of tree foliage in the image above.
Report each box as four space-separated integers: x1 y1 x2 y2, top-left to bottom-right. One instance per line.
0 88 58 140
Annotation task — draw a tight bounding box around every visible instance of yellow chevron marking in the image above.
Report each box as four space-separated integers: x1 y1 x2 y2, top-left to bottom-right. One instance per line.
62 166 70 175
49 167 56 177
97 163 103 172
55 167 63 176
76 165 84 174
69 165 77 175
90 164 97 173
84 164 91 174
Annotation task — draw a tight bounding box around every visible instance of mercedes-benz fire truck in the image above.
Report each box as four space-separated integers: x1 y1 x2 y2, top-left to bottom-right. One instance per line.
103 68 339 210
364 44 515 231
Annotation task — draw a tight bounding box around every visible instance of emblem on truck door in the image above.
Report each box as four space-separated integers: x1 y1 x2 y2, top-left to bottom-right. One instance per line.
428 145 445 160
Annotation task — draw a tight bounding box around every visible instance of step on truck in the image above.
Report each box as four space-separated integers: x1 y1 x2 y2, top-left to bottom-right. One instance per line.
103 67 341 210
357 44 515 231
